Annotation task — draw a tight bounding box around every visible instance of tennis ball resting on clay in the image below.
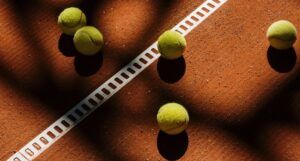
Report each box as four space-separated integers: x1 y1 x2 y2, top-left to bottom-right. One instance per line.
157 103 189 135
58 7 87 35
73 26 104 56
157 30 187 60
267 20 297 50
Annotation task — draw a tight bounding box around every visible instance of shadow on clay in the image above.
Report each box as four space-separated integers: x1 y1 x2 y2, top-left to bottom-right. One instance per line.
157 57 186 84
157 130 189 160
58 33 104 76
74 52 103 76
267 46 297 73
7 0 297 160
58 33 80 57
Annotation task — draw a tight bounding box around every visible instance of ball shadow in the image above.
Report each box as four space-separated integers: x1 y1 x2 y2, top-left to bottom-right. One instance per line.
157 130 189 160
267 46 297 73
157 57 186 84
74 53 103 77
58 33 80 57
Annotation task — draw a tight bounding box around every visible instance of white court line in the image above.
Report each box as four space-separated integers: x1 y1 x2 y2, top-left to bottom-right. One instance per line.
8 0 228 160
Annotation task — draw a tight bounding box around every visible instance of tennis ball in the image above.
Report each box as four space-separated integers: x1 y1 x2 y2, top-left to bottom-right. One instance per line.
267 20 297 50
157 30 187 60
157 103 189 135
58 7 87 35
73 26 104 56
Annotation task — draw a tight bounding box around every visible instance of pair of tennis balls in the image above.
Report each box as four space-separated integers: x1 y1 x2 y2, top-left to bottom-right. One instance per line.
158 20 298 57
267 20 297 50
58 7 104 56
157 103 189 135
156 32 188 134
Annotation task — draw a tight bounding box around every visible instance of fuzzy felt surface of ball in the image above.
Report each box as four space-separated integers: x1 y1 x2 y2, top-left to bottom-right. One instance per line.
267 20 297 50
157 103 189 135
58 7 87 35
73 26 104 56
157 30 187 59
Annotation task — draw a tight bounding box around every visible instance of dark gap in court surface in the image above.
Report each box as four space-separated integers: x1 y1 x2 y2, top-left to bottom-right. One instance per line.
157 57 186 84
74 52 103 77
157 130 189 161
267 46 296 73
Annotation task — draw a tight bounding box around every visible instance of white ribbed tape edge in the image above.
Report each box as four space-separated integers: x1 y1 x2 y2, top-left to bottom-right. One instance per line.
8 0 227 160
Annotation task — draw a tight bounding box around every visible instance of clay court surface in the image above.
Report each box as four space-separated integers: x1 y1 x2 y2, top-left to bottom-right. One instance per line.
1 0 300 160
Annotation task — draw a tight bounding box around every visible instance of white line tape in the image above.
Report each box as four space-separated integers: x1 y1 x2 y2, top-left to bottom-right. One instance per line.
7 0 227 160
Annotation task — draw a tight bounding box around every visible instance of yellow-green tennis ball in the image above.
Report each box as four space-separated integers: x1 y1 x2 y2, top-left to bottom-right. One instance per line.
157 30 187 60
58 7 87 35
157 103 189 135
267 20 297 50
73 26 104 56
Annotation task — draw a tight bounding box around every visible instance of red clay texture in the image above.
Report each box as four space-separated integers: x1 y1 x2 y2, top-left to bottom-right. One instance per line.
1 0 300 160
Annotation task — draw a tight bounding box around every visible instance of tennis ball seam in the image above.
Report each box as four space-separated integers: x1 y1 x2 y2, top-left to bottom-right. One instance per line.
268 37 296 45
268 37 296 50
158 37 183 58
268 36 296 42
61 13 84 28
78 31 102 46
177 38 185 54
162 119 187 132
